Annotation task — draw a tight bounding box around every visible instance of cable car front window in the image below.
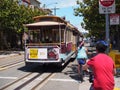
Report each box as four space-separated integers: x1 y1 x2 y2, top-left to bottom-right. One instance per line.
29 27 64 43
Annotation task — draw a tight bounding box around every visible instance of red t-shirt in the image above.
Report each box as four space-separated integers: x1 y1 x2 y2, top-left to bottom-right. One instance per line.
87 53 115 90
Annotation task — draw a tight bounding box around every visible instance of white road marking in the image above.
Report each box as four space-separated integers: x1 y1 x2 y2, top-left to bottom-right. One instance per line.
0 76 18 79
0 76 79 83
50 78 78 82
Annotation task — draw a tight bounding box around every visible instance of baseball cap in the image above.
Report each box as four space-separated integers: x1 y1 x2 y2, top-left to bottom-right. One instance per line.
96 40 108 47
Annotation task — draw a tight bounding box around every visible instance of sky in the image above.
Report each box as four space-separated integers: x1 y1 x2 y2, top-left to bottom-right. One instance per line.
39 0 87 33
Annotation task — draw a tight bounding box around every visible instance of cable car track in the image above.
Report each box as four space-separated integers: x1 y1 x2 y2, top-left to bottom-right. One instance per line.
31 73 54 90
0 61 24 71
0 54 24 71
1 72 54 90
0 72 33 90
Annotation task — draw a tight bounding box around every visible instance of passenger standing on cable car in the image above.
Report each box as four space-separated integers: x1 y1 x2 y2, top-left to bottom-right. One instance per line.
76 40 88 82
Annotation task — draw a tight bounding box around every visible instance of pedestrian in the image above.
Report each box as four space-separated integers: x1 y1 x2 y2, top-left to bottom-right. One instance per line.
83 40 116 90
76 40 88 82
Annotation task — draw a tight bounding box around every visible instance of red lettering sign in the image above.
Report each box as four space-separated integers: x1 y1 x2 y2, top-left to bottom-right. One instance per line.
100 0 114 7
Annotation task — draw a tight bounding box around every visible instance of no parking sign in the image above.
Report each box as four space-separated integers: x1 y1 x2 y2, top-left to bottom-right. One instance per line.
110 14 120 25
99 0 115 14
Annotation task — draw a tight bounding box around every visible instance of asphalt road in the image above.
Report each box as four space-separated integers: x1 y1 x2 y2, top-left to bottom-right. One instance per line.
0 49 120 90
0 53 120 90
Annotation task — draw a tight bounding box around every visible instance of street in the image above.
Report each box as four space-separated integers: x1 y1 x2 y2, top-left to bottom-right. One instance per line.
0 51 120 90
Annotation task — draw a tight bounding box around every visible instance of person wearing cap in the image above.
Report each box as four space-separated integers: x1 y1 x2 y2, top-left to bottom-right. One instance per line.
76 40 88 82
83 40 116 90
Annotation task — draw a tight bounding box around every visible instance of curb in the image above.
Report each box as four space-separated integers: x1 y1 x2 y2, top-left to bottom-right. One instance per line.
0 51 24 59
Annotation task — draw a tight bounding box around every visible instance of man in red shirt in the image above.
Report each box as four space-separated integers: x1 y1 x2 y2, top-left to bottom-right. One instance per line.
84 40 116 90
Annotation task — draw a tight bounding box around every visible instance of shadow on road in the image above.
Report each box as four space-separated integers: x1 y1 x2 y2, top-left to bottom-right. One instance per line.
17 60 71 73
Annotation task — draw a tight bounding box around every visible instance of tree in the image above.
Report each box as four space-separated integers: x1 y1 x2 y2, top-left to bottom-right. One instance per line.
0 0 46 50
74 0 120 41
74 0 105 39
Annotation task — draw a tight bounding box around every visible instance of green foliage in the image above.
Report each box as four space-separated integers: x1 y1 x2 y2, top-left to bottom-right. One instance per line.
74 0 120 39
0 0 46 49
0 0 46 33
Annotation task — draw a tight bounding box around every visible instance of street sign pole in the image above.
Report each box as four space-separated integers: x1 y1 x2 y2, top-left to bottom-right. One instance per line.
99 0 115 54
105 14 110 53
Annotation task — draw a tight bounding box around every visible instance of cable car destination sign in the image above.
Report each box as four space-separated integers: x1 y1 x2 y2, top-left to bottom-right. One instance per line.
99 0 115 14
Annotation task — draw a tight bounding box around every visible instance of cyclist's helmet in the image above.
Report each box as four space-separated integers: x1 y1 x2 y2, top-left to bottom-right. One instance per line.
96 40 108 53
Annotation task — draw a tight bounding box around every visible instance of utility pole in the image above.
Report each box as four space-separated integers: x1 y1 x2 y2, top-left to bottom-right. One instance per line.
51 6 59 15
43 3 59 15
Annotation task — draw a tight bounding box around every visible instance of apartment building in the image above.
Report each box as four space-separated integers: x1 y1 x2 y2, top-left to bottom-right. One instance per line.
30 0 41 8
18 0 30 6
17 0 52 15
17 0 40 8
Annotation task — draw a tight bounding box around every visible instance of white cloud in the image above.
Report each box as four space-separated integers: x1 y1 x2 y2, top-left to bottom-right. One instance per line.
56 0 77 8
77 24 88 33
40 0 82 8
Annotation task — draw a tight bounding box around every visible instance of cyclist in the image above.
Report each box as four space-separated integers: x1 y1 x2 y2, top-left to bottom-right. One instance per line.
83 40 116 90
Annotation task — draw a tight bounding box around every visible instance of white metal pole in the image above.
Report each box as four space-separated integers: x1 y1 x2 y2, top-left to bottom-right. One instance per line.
105 14 110 53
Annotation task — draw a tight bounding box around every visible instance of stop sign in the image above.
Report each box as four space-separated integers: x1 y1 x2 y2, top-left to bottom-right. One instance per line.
100 0 114 7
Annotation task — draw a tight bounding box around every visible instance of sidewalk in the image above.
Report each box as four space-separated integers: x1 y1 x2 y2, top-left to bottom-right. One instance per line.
78 76 120 90
0 51 24 59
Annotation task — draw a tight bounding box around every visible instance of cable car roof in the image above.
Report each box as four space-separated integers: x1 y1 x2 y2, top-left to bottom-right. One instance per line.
24 21 65 27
